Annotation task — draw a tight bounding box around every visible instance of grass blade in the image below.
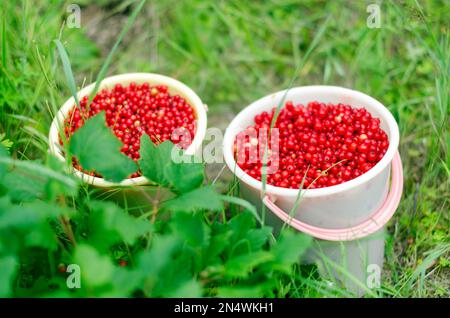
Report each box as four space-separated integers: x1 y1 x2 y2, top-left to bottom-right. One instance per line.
260 16 330 223
1 16 6 68
87 0 147 105
53 0 147 159
53 39 80 108
220 195 263 225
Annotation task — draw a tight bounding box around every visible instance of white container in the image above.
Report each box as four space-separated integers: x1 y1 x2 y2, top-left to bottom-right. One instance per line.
263 152 403 295
49 73 207 188
223 86 399 229
223 86 403 295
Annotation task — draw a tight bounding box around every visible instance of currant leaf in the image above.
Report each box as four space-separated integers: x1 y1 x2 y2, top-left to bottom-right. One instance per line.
139 136 204 193
161 186 223 212
69 113 137 182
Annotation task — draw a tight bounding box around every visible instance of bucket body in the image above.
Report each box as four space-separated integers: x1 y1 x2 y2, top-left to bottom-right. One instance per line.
242 182 387 296
307 230 385 296
48 73 207 207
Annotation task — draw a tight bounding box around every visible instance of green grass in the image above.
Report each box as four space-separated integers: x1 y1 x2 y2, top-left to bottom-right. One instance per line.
0 0 448 297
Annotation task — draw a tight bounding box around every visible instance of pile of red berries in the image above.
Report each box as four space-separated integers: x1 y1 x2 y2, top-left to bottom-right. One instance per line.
63 82 196 178
234 101 389 189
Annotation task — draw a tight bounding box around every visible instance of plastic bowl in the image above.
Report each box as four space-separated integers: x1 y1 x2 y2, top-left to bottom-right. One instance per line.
49 73 207 188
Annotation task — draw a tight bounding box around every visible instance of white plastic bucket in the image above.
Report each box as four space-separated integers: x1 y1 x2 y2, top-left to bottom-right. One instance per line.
49 73 207 188
223 86 402 294
223 86 399 229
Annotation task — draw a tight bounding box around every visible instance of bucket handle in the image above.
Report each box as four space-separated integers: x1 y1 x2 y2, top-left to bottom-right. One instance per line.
262 151 403 241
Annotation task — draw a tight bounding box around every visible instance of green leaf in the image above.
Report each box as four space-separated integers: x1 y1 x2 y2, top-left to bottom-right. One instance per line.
139 137 172 187
0 137 12 150
1 156 78 202
44 155 79 199
24 222 58 251
151 252 196 297
0 156 78 191
268 230 312 274
224 251 274 278
138 235 181 295
2 170 44 201
138 235 180 277
245 227 273 252
171 212 210 247
0 197 37 229
228 212 256 245
69 113 137 182
108 267 144 297
74 244 114 287
164 158 204 193
203 222 232 264
0 198 71 230
0 256 17 297
14 277 69 298
225 213 272 256
217 285 264 298
0 200 66 254
139 137 204 193
87 201 152 250
165 279 202 298
0 143 8 179
220 195 262 225
161 186 224 212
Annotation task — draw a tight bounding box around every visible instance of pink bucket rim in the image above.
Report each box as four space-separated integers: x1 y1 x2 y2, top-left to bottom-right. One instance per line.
263 151 403 241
